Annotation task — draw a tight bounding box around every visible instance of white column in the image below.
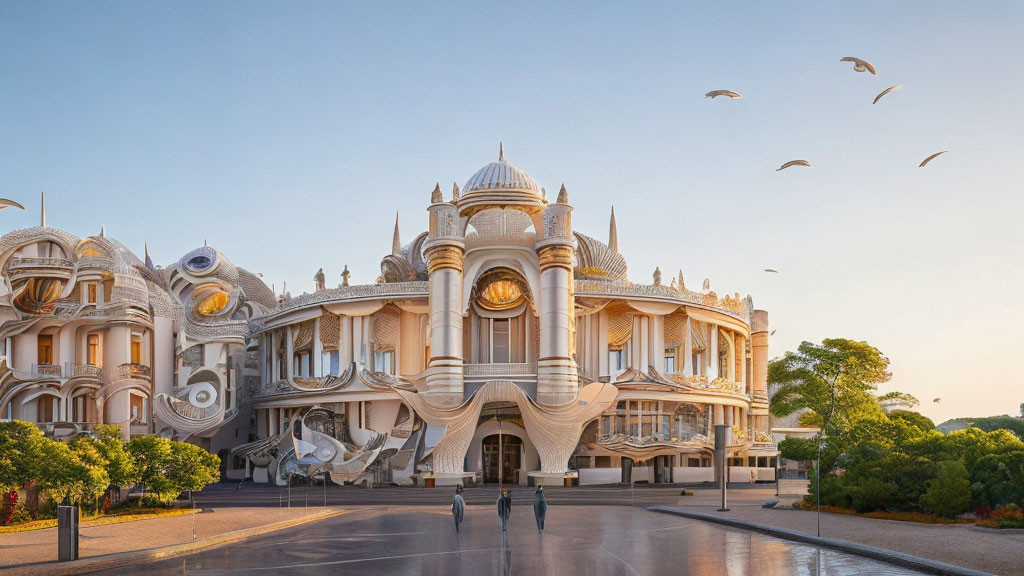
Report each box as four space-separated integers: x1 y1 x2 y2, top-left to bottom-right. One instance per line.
425 260 464 406
285 326 294 379
637 316 649 371
649 315 664 373
270 331 279 382
312 317 323 377
536 256 577 405
708 325 719 380
339 316 352 367
683 316 693 377
598 310 609 378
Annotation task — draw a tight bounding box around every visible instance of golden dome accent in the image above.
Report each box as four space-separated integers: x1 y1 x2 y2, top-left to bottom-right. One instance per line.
479 279 523 310
196 288 230 316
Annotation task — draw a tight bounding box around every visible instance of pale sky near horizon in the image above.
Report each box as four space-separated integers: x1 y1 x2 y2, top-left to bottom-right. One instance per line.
1 2 1021 423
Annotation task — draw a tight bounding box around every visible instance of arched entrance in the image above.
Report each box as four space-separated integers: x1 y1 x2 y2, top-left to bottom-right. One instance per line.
482 434 523 484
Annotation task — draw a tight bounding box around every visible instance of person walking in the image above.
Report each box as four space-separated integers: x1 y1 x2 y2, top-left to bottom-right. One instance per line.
452 484 466 533
533 485 547 532
497 486 512 532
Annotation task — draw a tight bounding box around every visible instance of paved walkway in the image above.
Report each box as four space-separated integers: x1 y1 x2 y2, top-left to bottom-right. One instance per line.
675 488 1024 576
92 505 934 576
0 505 329 569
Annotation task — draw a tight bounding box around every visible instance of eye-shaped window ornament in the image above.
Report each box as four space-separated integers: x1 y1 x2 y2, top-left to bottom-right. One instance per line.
192 283 233 316
179 246 218 276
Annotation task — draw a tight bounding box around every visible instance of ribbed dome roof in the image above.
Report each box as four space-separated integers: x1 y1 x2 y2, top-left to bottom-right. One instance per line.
463 144 540 195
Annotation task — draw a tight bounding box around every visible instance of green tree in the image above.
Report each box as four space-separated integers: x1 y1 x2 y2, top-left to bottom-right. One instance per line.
778 436 818 461
770 339 892 436
164 441 220 501
90 425 138 489
878 391 920 409
888 410 935 431
128 435 173 502
0 421 48 524
919 461 972 517
36 439 106 507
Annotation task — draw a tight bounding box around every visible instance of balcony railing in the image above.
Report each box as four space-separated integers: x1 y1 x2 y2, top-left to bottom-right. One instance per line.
31 363 63 377
118 363 152 379
464 362 537 377
8 256 74 268
70 364 103 378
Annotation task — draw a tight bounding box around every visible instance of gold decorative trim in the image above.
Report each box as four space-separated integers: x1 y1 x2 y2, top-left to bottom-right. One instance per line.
425 245 464 273
537 245 574 271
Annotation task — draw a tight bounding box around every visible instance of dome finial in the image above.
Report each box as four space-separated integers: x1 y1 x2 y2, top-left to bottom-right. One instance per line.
608 206 618 253
556 184 568 203
392 211 401 255
498 141 505 162
40 190 46 227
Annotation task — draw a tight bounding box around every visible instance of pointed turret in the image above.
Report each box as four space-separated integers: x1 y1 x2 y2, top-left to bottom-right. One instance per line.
431 183 442 203
144 242 153 269
608 206 618 252
392 212 401 254
40 191 46 227
556 184 568 204
452 181 460 202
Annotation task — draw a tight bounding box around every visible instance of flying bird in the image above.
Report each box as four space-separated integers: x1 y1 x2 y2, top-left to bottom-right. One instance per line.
919 151 948 167
840 56 876 74
705 90 742 99
770 330 777 336
0 198 25 210
933 398 942 403
764 269 779 273
873 85 901 104
777 160 811 171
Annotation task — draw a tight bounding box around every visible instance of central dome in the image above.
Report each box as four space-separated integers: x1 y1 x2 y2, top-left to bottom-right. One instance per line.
463 144 540 195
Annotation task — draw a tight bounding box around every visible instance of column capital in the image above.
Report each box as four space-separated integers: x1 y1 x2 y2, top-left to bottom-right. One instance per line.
425 244 464 274
536 244 574 271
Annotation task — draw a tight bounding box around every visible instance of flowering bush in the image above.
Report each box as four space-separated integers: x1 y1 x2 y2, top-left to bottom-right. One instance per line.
977 504 1024 528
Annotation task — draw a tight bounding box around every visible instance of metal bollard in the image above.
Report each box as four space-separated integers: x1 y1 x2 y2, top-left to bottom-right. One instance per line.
57 505 79 562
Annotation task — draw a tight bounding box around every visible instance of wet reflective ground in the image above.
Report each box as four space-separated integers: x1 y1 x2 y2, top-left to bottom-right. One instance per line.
95 506 933 575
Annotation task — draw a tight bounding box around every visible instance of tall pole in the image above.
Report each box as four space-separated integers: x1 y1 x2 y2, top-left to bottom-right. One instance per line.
816 433 822 537
497 408 503 491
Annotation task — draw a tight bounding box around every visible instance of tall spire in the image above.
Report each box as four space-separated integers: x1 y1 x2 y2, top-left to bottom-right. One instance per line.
431 182 442 203
40 190 46 227
498 141 505 162
100 225 106 237
144 241 153 269
451 181 460 202
608 206 618 252
556 184 568 204
392 211 401 254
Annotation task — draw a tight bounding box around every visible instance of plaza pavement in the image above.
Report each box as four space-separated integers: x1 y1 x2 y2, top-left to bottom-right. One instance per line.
1 483 1020 575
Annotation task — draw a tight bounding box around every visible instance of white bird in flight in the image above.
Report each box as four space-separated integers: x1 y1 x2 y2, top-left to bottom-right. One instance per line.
840 56 876 75
873 85 901 104
764 269 778 273
777 160 811 171
0 198 25 210
705 90 742 99
919 151 948 167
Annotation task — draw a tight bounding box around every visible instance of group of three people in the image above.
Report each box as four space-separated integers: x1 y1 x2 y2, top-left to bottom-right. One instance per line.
451 485 547 533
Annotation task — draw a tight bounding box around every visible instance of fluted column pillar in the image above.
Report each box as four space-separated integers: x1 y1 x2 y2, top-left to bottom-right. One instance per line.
536 243 577 404
751 310 770 396
424 244 465 406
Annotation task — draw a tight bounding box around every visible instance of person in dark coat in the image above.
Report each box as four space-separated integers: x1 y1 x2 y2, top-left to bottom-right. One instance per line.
452 484 466 533
533 485 547 532
497 486 512 531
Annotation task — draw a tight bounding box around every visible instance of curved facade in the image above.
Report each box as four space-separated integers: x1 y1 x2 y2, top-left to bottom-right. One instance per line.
0 148 776 486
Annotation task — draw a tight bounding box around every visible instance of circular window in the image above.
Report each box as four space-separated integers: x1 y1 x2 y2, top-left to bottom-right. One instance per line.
180 247 218 275
478 278 525 310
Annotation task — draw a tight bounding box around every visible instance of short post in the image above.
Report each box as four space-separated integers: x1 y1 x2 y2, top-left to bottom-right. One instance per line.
57 505 79 562
287 474 292 508
714 424 731 512
322 474 327 508
304 477 308 512
191 499 197 541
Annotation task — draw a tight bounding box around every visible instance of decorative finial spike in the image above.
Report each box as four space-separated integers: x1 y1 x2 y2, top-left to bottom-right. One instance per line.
653 266 662 286
498 141 505 162
100 225 105 237
452 181 460 202
431 182 442 203
608 206 619 253
556 184 568 204
677 270 685 292
40 190 46 227
392 211 402 254
145 241 153 269
341 265 351 287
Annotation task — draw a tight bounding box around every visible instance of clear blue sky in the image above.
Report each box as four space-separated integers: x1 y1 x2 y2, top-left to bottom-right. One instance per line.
2 1 1021 422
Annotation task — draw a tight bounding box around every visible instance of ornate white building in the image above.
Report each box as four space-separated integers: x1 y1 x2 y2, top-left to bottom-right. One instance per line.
0 148 776 486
